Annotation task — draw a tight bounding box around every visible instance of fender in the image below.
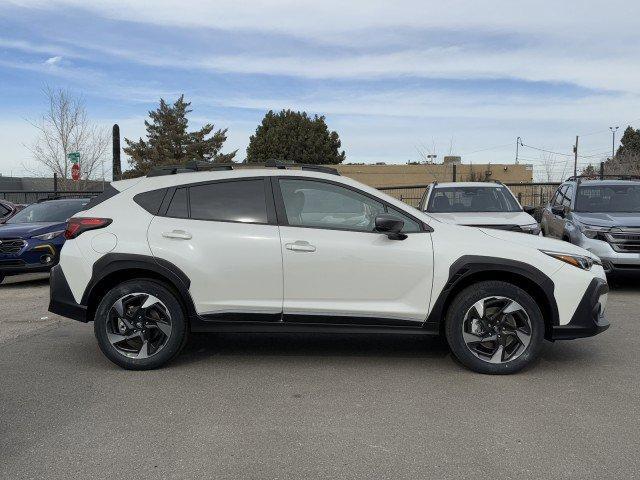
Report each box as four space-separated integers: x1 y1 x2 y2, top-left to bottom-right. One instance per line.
81 253 196 317
424 255 560 330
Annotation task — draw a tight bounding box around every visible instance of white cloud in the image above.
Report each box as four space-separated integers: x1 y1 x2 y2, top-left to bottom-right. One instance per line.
44 55 62 65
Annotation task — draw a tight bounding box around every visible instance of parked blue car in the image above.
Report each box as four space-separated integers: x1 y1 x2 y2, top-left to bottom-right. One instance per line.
0 198 89 284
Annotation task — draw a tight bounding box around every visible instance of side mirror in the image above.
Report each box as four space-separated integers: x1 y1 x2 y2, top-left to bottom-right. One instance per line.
551 205 566 217
522 205 536 215
375 214 407 240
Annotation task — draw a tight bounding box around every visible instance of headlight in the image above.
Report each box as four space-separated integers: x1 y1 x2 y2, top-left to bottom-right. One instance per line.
577 224 610 239
32 230 65 241
541 250 601 270
521 223 541 235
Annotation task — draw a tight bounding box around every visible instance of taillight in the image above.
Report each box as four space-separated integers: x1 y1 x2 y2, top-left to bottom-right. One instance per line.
64 217 112 239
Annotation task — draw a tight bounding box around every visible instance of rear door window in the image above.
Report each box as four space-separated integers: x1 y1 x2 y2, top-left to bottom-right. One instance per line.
166 188 188 218
189 179 268 224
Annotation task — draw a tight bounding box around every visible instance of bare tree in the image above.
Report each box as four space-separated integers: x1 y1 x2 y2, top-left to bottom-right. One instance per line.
537 152 558 182
415 138 438 164
26 86 109 189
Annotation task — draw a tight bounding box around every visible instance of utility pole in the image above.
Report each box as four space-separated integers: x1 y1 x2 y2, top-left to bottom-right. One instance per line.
573 136 579 178
112 124 121 181
609 126 619 160
515 137 521 164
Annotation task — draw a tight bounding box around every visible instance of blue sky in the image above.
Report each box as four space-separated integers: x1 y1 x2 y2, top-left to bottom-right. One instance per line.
1 0 639 180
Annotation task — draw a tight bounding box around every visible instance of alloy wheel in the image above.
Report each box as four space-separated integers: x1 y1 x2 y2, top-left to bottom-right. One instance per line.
461 296 532 364
106 293 172 359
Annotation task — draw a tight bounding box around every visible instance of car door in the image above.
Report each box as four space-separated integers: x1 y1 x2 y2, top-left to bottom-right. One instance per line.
273 177 434 325
546 185 568 238
147 177 283 320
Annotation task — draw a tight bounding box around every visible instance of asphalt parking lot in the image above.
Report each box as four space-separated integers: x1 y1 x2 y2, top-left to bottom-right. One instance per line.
1 275 640 480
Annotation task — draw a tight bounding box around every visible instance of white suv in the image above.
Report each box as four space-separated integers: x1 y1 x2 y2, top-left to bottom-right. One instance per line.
49 163 609 374
419 182 540 234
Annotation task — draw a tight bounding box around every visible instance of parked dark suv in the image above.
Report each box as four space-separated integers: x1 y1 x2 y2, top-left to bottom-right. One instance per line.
541 176 640 274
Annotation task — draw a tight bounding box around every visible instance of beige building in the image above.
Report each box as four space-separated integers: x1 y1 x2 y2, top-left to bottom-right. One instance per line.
332 163 534 188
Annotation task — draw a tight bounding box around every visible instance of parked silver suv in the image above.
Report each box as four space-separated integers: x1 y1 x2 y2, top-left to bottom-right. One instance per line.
541 177 640 273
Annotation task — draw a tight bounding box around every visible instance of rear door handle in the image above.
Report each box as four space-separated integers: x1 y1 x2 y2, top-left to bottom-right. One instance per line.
285 240 316 252
162 230 192 240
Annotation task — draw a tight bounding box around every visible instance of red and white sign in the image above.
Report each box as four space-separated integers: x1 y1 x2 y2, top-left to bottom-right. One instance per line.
71 162 80 181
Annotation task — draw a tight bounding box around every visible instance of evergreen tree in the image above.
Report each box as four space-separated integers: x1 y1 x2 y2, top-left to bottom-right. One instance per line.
246 109 345 164
123 95 236 176
616 126 640 158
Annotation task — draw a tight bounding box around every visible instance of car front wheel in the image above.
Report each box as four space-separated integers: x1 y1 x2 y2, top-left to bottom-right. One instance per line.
94 279 188 370
445 281 544 374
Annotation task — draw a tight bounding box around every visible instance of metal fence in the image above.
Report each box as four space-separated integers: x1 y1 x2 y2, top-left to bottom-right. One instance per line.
379 182 561 210
0 190 103 205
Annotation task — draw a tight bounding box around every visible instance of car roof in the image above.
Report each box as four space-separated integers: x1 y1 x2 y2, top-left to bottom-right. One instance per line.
36 198 90 204
573 179 640 186
432 182 504 188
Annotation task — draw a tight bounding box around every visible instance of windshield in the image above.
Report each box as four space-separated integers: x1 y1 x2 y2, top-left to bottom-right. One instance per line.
427 186 521 213
575 185 640 212
6 200 88 224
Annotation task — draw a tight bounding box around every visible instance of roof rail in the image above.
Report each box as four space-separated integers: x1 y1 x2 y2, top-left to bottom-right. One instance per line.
146 159 340 177
147 161 234 177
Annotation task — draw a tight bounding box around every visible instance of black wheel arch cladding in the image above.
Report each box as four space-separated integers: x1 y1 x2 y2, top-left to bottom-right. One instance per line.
426 255 560 332
82 253 196 321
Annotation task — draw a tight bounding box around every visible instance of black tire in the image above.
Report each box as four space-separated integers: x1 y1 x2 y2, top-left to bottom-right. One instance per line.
445 280 544 375
94 279 189 370
0 273 4 285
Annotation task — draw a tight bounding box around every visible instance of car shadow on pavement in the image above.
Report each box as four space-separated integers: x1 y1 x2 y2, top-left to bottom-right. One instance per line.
176 332 451 366
0 273 49 288
607 273 640 292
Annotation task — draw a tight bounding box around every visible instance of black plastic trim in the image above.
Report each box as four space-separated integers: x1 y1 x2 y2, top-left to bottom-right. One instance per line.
190 321 439 335
425 255 560 328
80 253 196 318
49 265 87 322
283 313 420 327
551 277 609 340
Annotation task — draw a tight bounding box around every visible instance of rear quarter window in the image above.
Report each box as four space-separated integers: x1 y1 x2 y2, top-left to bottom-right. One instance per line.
134 188 168 215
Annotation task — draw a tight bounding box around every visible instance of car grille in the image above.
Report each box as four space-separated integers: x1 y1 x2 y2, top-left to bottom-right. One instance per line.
0 238 26 254
604 228 640 253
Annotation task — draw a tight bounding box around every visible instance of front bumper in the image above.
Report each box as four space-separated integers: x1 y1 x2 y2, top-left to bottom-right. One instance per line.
49 265 87 322
578 236 640 273
0 239 62 276
551 277 609 340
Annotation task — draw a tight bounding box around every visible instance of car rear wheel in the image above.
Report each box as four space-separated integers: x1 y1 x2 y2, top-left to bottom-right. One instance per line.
445 281 544 374
94 279 188 370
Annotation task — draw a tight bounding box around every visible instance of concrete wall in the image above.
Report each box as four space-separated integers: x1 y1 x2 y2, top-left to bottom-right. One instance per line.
332 163 534 188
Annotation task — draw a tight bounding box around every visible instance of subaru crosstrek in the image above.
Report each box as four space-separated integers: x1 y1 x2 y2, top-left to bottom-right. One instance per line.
0 198 88 284
541 177 640 274
49 163 609 374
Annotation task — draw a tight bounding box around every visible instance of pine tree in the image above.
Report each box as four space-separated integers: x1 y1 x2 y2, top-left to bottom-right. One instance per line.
616 126 640 158
246 109 345 164
123 95 236 176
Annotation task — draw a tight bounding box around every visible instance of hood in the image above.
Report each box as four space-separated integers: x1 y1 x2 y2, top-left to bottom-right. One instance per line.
572 211 640 228
479 228 597 259
428 211 536 226
0 222 64 238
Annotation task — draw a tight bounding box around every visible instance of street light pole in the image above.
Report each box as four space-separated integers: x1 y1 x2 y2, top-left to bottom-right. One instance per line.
609 126 619 160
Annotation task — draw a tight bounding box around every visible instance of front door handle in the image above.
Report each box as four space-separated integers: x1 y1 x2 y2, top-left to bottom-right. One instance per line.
162 230 192 240
285 240 316 252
